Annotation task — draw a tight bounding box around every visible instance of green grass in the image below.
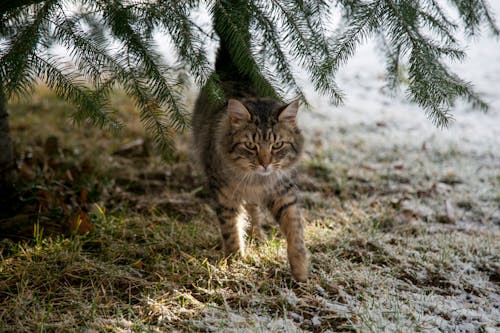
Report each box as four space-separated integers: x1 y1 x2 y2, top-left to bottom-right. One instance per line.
0 87 499 332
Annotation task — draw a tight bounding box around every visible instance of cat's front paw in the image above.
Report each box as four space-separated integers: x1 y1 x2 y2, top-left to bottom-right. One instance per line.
250 225 267 242
223 239 245 258
289 248 308 282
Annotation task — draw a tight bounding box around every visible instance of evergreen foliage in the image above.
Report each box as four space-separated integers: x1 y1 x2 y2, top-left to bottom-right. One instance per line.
0 0 498 153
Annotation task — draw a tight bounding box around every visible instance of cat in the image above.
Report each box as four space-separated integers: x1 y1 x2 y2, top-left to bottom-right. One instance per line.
191 47 308 282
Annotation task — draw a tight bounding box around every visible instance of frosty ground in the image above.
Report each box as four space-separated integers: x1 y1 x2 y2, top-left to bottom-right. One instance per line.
1 7 500 333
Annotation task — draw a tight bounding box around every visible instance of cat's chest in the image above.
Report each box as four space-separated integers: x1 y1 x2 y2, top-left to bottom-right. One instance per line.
229 177 276 203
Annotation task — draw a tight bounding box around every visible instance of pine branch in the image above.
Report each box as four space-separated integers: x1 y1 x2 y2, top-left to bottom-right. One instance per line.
325 1 382 98
1 0 498 147
200 73 226 106
128 1 212 87
97 0 188 133
450 0 482 35
290 0 343 104
478 0 500 35
382 0 488 126
0 0 55 97
378 33 403 91
417 2 458 44
0 0 47 17
51 13 112 85
249 2 306 101
407 45 487 127
263 0 344 104
427 0 459 32
153 2 211 86
448 0 499 35
121 75 175 154
31 53 122 131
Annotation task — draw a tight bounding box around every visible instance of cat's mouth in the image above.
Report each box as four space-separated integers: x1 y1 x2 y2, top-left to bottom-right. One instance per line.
256 169 273 176
255 165 274 176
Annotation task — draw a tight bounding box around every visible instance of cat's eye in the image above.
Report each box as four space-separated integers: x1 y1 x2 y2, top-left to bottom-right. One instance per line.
272 141 284 149
244 142 256 150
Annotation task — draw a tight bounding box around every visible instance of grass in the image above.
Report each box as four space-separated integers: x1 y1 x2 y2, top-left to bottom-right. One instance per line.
1 86 499 332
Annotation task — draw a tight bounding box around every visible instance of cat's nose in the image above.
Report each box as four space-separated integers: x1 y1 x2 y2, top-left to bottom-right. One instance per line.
259 153 271 168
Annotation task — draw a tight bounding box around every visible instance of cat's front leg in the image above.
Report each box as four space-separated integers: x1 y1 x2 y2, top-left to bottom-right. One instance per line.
269 188 308 282
214 187 245 257
245 203 267 241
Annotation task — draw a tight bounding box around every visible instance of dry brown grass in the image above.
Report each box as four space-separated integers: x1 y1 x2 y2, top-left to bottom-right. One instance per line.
1 87 498 332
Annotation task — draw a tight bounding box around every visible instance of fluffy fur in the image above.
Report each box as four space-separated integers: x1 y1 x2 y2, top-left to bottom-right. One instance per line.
192 92 308 282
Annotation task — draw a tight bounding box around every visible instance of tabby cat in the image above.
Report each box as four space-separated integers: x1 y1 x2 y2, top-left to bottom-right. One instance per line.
191 53 308 283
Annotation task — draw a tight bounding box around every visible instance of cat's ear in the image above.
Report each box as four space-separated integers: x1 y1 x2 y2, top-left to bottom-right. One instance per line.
278 100 299 125
227 99 251 126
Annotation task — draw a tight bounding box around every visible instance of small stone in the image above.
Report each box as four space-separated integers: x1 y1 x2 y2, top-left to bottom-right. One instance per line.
288 311 304 323
316 284 327 297
283 290 299 307
490 210 500 225
311 315 321 326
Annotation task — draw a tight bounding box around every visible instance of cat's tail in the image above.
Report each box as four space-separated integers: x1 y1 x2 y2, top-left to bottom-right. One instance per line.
214 43 257 98
212 2 256 97
214 43 244 82
215 40 251 82
212 2 276 99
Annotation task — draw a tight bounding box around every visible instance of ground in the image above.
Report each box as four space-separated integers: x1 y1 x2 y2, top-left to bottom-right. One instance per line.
1 13 500 333
0 77 498 332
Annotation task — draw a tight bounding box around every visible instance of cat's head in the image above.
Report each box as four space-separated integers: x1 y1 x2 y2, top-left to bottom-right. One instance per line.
222 98 304 177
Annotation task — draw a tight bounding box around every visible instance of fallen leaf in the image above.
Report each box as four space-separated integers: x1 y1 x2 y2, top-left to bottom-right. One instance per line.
69 209 94 234
133 260 143 269
80 187 88 204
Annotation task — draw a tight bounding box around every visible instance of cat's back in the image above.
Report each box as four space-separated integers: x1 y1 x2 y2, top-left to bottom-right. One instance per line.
191 86 228 174
192 89 222 143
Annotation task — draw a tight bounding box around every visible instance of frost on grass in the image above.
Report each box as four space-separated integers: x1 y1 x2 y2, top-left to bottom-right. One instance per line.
2 17 500 332
191 307 301 333
1 90 499 332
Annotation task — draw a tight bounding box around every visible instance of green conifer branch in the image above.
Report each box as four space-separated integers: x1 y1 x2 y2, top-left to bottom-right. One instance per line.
477 0 500 35
326 1 382 99
449 0 484 35
382 0 486 126
31 54 122 131
264 0 344 104
123 76 175 153
1 0 498 153
379 34 402 91
51 14 112 85
0 0 55 97
135 1 212 86
249 3 305 101
417 5 458 44
97 0 188 138
427 1 455 29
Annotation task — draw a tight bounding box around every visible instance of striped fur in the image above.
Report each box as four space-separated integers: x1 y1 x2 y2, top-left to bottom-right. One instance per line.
192 95 308 282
